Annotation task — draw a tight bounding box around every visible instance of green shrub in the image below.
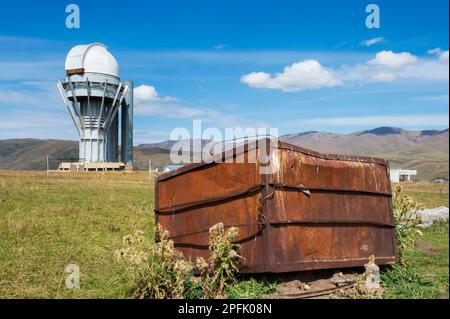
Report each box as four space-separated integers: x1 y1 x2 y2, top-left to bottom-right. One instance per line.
392 185 423 261
381 263 435 299
226 278 276 299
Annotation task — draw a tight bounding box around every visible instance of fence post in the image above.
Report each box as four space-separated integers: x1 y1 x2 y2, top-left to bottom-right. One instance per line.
148 160 152 184
46 155 49 178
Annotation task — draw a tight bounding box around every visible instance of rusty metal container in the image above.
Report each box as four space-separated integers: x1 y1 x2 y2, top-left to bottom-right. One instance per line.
155 139 397 273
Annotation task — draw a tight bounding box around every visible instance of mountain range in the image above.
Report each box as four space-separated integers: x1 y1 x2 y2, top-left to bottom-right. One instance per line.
0 127 448 180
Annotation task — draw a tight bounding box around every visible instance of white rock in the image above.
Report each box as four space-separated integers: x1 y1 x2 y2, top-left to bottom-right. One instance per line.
414 206 449 227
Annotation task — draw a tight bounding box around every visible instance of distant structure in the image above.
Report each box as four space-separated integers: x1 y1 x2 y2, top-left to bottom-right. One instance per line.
390 169 417 183
163 164 184 173
433 177 449 184
57 43 133 171
148 161 184 174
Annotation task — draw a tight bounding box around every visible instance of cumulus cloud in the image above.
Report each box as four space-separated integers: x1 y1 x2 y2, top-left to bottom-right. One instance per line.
360 37 384 47
368 50 418 68
134 85 177 104
242 49 449 91
342 49 448 83
240 60 342 92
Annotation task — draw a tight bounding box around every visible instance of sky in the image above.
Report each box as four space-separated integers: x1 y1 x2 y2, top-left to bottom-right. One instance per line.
0 0 448 144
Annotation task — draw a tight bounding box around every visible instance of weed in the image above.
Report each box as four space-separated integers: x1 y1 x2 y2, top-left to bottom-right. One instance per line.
116 223 242 299
392 185 423 262
381 263 435 299
116 226 192 299
226 278 276 299
198 223 242 298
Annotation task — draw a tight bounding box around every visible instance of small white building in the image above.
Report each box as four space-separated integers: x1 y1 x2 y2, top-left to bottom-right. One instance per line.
390 169 417 183
163 164 184 173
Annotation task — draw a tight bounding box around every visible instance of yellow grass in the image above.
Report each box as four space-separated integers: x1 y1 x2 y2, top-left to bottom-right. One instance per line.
398 182 449 208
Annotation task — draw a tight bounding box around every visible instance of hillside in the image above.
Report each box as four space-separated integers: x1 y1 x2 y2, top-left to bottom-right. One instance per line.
0 139 78 170
282 127 449 180
0 127 448 180
0 139 170 171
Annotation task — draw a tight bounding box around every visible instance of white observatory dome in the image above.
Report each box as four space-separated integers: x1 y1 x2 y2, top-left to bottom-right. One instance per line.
65 43 119 78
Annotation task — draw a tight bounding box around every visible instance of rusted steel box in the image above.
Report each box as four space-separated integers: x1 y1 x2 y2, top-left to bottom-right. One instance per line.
155 140 397 273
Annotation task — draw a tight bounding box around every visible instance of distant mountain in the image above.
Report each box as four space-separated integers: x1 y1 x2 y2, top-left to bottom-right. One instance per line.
355 127 446 137
357 127 405 136
1 127 448 180
138 139 211 151
0 139 78 170
281 127 449 180
0 139 171 171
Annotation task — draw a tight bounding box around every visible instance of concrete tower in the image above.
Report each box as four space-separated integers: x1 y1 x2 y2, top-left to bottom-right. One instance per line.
57 43 133 170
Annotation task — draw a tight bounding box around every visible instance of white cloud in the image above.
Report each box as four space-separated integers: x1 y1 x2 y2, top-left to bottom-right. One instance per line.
368 50 418 68
302 115 449 127
428 48 443 56
133 84 267 127
134 85 204 118
242 50 448 91
440 51 450 64
342 50 449 83
134 85 177 104
428 48 450 64
240 72 271 88
361 37 384 47
240 60 342 92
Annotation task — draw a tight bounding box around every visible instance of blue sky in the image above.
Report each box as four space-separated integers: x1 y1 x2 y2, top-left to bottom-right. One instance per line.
0 0 448 144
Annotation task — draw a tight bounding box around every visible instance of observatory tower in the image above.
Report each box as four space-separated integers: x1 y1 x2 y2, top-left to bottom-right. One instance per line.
57 43 133 170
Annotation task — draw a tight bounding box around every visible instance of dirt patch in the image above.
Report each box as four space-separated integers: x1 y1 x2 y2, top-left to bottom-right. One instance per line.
416 240 440 255
263 269 362 299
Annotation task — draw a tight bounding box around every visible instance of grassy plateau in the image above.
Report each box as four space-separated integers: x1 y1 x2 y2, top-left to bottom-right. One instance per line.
0 171 448 298
0 171 153 298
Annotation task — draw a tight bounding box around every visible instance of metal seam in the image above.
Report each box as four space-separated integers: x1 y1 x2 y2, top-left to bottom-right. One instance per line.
270 182 392 197
156 184 265 213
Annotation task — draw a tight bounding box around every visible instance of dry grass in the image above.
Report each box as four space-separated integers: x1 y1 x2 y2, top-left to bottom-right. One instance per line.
397 182 449 208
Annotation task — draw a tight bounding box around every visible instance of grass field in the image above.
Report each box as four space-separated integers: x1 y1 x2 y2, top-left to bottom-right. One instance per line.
399 182 449 208
382 222 449 299
0 171 154 298
0 171 448 298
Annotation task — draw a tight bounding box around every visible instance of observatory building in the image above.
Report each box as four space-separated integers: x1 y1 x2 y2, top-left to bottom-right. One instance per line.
57 43 133 171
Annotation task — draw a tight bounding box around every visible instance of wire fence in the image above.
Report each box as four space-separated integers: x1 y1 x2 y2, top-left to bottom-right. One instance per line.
45 156 176 173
